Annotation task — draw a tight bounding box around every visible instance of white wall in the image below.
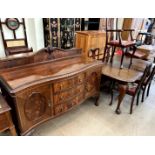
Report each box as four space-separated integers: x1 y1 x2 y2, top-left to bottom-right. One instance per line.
0 18 44 58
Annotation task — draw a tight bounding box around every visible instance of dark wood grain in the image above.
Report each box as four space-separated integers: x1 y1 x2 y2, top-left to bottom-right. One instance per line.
0 48 103 135
0 94 17 135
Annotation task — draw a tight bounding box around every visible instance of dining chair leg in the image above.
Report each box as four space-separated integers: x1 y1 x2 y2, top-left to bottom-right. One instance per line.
141 86 146 102
103 45 108 62
120 47 125 69
147 83 151 97
130 96 135 114
110 46 116 63
129 46 136 69
136 91 140 106
106 47 111 62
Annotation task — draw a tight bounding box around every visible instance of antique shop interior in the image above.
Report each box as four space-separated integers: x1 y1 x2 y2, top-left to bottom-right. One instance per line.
0 18 155 136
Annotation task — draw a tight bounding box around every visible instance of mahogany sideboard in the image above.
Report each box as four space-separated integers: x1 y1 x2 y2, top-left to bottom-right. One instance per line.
0 47 103 135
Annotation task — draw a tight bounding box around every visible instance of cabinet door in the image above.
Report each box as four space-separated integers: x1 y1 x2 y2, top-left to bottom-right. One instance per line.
85 68 101 98
15 84 52 134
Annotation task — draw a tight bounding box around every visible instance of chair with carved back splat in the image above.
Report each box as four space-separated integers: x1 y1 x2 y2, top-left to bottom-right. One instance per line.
124 29 152 60
0 18 33 56
103 18 137 69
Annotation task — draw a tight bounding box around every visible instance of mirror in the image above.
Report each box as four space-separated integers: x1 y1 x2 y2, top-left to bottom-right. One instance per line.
6 18 20 30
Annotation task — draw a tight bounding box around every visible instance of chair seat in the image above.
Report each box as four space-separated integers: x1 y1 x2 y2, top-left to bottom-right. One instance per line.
127 83 138 95
108 40 135 47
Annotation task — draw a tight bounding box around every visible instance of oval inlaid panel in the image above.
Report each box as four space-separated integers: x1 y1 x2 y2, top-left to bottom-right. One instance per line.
24 92 47 121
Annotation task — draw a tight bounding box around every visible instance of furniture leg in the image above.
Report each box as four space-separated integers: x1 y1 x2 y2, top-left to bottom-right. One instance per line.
7 112 17 136
103 45 108 62
9 125 17 136
129 46 136 69
130 96 135 114
147 83 151 97
110 46 116 63
115 84 127 114
120 47 125 69
109 80 115 106
142 86 146 102
106 47 111 62
94 95 100 106
136 91 140 106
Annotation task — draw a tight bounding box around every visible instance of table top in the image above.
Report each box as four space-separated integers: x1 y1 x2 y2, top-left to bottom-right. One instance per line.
102 55 150 83
102 64 143 83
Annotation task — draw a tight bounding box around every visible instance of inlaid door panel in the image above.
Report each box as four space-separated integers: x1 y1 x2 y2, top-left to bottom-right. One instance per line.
15 84 52 133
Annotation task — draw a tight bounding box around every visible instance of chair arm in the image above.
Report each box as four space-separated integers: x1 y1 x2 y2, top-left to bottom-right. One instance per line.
123 29 135 32
106 29 123 32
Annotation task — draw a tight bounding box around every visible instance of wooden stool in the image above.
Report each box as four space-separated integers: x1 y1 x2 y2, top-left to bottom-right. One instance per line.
0 94 17 136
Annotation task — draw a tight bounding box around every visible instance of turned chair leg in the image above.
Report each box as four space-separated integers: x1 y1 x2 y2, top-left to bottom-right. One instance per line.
130 96 135 114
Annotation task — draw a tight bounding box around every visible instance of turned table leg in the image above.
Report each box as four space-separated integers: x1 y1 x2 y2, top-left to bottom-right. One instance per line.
115 84 127 114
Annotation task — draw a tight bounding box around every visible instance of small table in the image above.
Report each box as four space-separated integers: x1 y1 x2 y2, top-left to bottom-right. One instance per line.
0 94 17 136
102 55 151 114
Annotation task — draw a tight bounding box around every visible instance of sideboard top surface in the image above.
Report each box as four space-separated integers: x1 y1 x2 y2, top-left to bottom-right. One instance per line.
0 47 103 94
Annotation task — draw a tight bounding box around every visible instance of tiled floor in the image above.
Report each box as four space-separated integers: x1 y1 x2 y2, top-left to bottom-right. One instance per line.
1 81 155 136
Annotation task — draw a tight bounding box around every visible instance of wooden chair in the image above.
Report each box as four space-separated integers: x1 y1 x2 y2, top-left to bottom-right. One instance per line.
141 65 155 102
110 65 150 114
103 18 137 69
125 30 152 60
0 18 33 56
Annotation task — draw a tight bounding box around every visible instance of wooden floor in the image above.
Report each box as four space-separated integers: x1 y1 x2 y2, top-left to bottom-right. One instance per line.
1 80 155 136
